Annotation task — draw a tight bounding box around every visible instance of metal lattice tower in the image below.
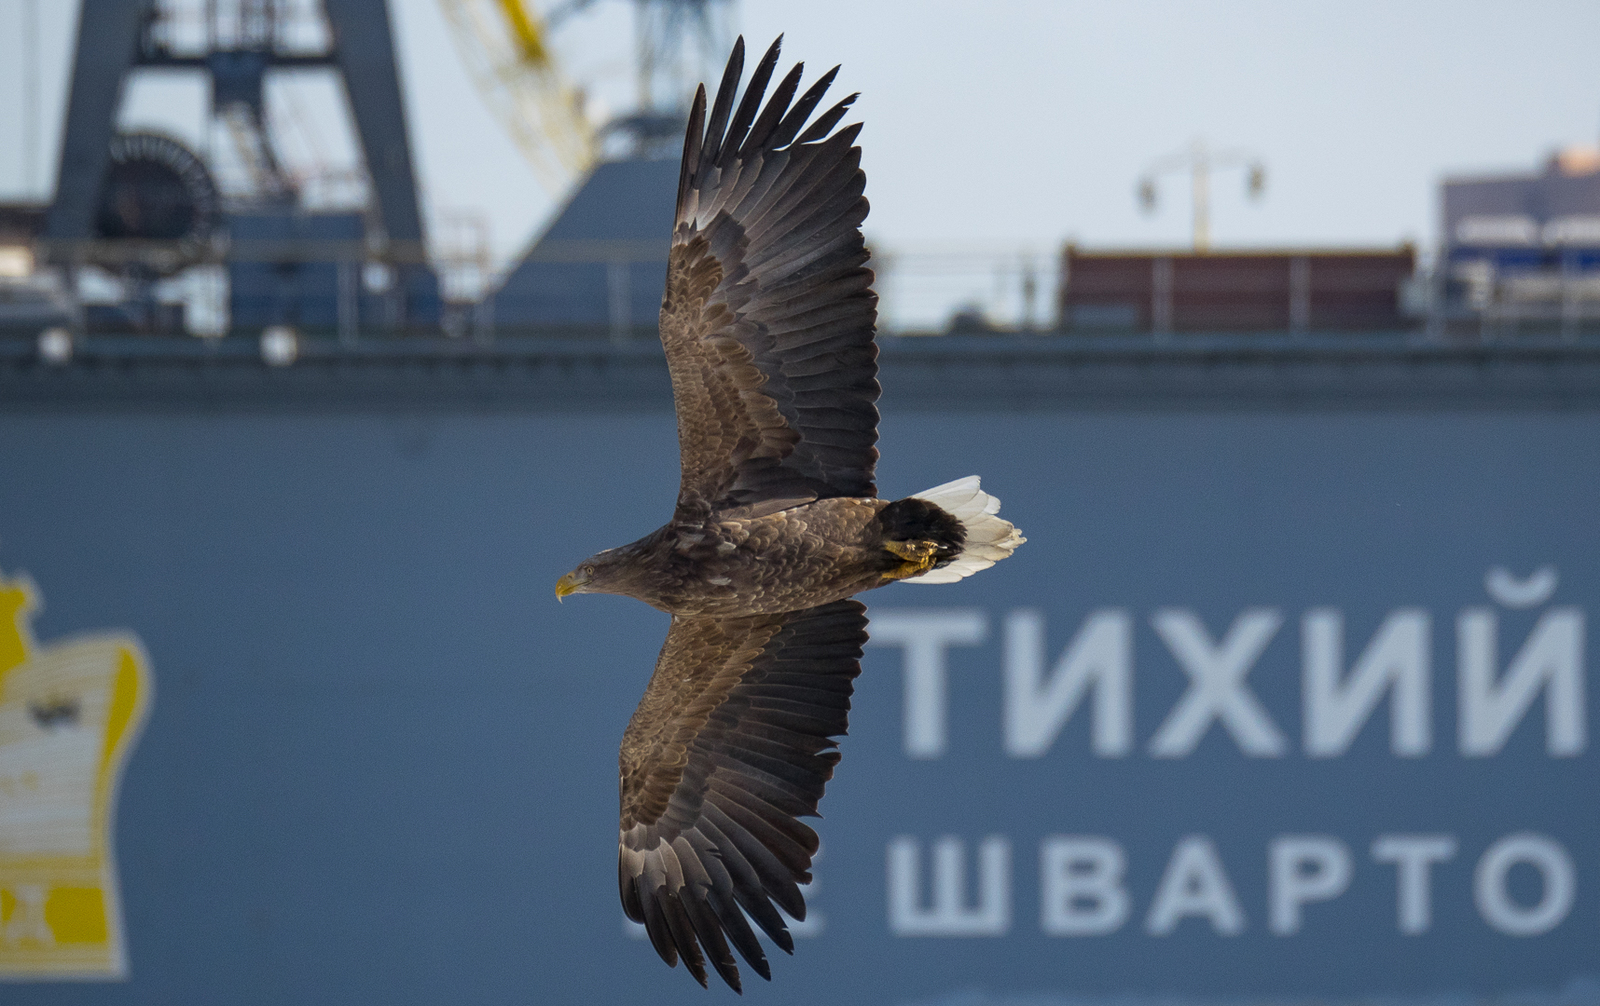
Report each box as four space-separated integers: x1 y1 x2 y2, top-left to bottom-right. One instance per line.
41 0 440 334
46 0 429 265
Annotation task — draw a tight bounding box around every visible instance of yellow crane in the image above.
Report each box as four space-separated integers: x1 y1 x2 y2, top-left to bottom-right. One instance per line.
437 0 596 194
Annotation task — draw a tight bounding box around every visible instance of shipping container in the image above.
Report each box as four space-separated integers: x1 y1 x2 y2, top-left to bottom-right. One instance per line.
1059 248 1416 334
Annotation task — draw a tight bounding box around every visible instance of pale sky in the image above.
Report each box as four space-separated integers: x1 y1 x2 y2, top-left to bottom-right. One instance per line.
0 1 1596 325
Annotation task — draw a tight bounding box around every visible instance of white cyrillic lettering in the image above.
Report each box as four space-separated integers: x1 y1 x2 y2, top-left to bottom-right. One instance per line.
1005 609 1133 758
1268 835 1352 935
1303 609 1431 757
1458 608 1586 757
1485 566 1558 609
1145 835 1245 936
868 610 988 759
887 835 1011 936
1040 836 1129 936
1371 834 1456 935
1474 832 1576 936
1149 609 1287 758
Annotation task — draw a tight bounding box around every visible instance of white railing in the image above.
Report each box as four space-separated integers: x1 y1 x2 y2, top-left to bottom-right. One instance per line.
869 245 1057 335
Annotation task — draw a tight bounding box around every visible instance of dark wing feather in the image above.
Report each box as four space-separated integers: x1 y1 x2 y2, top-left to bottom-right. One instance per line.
618 600 867 991
660 36 880 515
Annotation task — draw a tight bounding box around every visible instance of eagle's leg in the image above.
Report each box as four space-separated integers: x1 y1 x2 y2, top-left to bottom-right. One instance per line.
882 539 941 580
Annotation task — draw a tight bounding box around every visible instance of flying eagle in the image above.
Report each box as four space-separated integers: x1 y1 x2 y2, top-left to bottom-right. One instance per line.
555 36 1024 992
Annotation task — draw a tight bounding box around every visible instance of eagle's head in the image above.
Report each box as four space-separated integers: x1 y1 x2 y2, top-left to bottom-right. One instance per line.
555 546 639 601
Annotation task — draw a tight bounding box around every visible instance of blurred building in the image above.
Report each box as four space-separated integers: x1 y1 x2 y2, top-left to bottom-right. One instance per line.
1440 145 1600 334
0 205 72 335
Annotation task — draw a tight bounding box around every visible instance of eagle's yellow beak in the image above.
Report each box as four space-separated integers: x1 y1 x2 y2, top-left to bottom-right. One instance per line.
554 570 586 601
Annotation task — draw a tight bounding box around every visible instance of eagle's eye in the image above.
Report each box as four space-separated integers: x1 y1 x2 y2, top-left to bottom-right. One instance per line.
582 564 596 576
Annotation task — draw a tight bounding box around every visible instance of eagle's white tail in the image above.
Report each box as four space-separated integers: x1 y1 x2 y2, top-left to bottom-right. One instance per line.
903 476 1025 584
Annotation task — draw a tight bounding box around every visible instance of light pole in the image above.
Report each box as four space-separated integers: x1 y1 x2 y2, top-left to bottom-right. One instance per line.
1138 138 1266 251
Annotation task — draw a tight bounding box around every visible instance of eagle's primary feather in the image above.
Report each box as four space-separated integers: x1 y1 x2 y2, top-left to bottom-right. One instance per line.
555 35 1024 992
662 37 878 513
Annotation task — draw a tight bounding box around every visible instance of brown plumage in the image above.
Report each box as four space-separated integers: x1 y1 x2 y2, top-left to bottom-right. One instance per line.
555 36 1024 992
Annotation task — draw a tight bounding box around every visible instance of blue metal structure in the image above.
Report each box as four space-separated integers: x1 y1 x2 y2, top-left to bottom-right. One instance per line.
1 333 1598 1004
490 158 678 337
40 0 440 336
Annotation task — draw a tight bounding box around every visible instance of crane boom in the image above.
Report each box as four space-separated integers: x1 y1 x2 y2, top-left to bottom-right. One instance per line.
438 0 594 194
494 0 550 62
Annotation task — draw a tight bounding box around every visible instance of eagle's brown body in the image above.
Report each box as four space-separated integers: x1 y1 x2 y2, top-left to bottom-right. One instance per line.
553 36 1023 994
573 495 960 617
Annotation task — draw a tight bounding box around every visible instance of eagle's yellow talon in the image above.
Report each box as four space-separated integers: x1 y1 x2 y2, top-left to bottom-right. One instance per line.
882 539 940 580
884 539 937 562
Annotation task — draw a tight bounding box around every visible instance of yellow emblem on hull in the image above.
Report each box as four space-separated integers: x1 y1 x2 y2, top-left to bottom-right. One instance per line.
0 572 152 980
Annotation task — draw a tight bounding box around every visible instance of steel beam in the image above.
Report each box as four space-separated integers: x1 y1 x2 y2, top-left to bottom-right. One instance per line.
43 0 149 242
323 0 426 247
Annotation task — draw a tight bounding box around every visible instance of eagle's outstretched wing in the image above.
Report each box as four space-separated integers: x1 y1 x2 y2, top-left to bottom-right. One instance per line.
660 36 880 515
618 600 867 991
